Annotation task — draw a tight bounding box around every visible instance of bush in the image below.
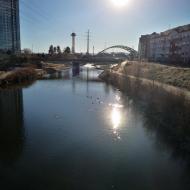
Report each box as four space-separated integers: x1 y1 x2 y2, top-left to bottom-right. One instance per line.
0 68 37 86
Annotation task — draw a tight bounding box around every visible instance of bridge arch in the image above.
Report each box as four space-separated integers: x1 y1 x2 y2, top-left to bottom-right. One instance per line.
98 45 138 58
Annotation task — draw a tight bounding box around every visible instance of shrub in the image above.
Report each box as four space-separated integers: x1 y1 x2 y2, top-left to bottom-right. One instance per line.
1 68 37 86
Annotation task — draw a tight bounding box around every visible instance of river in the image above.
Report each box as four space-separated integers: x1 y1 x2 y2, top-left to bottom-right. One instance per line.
0 64 190 190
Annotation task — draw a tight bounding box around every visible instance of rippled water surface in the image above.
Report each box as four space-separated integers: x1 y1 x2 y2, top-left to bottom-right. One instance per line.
0 65 190 190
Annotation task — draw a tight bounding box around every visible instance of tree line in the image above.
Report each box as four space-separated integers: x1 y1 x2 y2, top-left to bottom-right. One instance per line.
48 45 71 55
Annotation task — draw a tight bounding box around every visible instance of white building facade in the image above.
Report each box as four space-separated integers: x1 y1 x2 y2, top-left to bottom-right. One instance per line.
138 24 190 64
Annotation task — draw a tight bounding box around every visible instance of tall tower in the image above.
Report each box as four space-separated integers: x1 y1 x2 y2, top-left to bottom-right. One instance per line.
86 30 90 55
0 0 21 53
71 33 76 54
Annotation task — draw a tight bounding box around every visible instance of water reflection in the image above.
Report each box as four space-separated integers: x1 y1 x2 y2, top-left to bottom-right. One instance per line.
111 107 122 129
72 62 80 77
109 93 125 140
72 65 80 77
43 69 71 80
143 93 190 165
0 89 24 164
0 66 190 189
111 106 122 140
108 72 190 172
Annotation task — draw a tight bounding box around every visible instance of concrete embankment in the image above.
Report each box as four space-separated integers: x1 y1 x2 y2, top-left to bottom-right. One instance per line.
100 61 190 98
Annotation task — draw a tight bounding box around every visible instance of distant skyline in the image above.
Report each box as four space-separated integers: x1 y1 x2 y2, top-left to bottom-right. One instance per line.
20 0 190 53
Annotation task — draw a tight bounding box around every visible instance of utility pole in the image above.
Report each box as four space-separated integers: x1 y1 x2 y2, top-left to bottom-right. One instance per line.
86 30 90 55
93 46 95 56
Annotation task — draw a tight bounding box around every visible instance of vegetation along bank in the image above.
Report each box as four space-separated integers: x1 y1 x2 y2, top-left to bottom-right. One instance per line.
100 61 190 95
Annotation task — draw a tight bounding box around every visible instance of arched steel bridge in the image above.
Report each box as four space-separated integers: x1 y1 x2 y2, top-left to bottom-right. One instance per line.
98 45 138 57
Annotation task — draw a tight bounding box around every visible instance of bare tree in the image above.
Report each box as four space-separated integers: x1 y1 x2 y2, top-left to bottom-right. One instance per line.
57 46 62 54
64 47 71 54
53 47 57 54
49 45 54 55
23 48 32 55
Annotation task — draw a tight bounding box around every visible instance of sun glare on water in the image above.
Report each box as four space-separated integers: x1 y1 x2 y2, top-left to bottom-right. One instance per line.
111 0 130 7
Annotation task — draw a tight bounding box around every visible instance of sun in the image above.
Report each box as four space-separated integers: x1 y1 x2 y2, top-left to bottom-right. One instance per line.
111 0 129 7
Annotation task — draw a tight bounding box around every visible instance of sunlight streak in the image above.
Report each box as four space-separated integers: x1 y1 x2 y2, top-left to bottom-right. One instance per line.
110 104 124 140
112 107 122 129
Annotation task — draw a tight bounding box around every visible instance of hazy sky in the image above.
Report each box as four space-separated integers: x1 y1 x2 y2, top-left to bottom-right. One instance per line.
20 0 190 53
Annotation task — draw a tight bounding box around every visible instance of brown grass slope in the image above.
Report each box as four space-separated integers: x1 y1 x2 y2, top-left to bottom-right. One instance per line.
117 61 190 91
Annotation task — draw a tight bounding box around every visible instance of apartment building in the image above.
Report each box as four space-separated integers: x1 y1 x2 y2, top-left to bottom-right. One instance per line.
0 0 20 53
138 24 190 64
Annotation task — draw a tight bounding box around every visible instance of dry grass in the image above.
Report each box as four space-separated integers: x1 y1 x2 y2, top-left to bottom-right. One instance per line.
0 68 37 87
118 61 190 91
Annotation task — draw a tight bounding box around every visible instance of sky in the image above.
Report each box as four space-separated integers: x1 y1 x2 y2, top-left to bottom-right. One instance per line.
20 0 190 53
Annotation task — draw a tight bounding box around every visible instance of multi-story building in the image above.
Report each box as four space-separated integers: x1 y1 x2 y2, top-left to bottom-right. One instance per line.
138 34 150 61
138 24 190 64
0 0 21 53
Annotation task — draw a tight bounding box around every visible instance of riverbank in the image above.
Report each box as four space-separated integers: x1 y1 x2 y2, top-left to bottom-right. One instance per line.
0 54 43 71
0 62 71 88
41 62 70 73
0 68 37 88
100 61 190 98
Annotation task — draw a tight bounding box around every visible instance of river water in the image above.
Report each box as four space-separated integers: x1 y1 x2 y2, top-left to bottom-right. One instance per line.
0 64 190 190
